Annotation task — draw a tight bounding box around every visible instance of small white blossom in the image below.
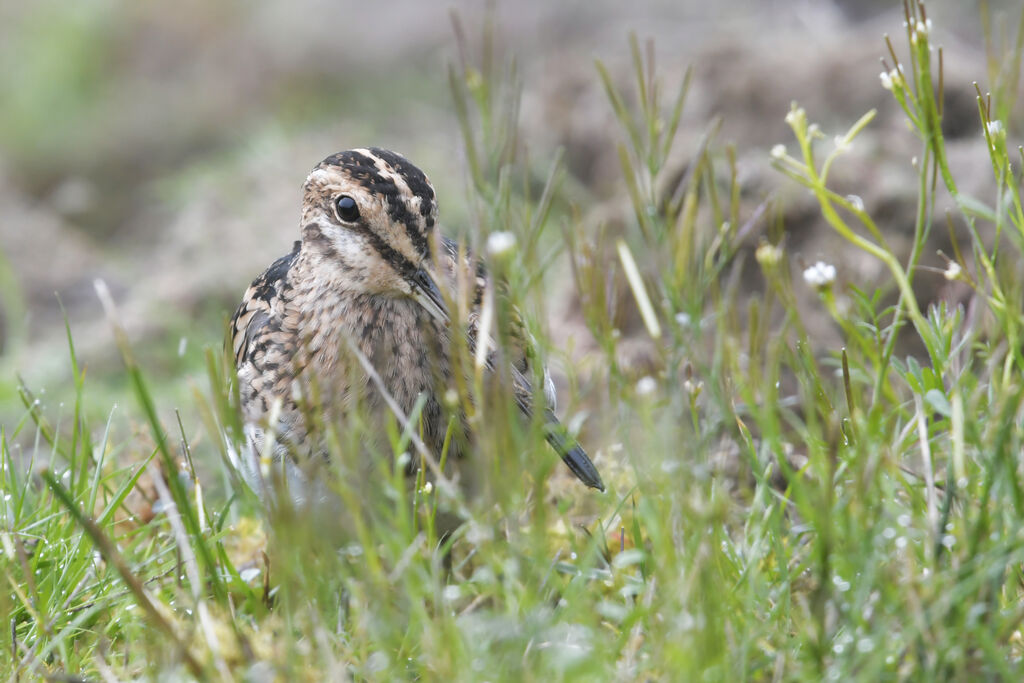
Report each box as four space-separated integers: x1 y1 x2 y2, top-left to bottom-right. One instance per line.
910 20 931 45
845 194 865 212
943 262 962 281
756 242 783 268
397 452 412 470
803 261 836 289
881 67 905 92
784 106 806 128
635 376 657 396
486 230 517 257
834 135 851 153
771 144 787 160
986 120 1004 138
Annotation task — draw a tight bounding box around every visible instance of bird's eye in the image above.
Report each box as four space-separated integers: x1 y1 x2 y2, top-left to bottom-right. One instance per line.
334 195 360 223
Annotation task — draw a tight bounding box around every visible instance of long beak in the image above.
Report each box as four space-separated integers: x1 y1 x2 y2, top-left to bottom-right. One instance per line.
410 268 450 326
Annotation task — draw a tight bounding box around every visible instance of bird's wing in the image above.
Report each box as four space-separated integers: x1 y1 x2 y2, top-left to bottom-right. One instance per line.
436 235 604 491
437 235 532 373
229 241 301 421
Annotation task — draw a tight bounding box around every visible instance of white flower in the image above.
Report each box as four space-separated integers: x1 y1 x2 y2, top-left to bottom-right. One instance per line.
486 230 517 257
635 376 657 396
879 71 893 90
396 452 411 470
756 242 783 268
986 120 1004 138
803 261 836 289
944 262 962 281
886 67 905 91
845 194 865 212
771 144 787 159
784 106 806 128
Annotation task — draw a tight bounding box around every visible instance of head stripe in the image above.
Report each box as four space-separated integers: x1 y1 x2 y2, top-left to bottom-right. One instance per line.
315 148 437 262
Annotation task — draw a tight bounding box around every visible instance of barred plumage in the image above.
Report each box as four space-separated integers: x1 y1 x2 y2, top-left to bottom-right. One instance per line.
228 147 603 504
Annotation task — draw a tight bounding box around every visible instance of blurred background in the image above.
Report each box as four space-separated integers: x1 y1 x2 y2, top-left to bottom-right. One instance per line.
0 0 1017 426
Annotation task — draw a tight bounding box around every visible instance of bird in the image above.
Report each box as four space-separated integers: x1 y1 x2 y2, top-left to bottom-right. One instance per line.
227 147 604 507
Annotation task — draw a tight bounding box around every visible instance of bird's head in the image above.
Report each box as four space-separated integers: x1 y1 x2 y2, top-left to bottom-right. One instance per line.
299 147 448 321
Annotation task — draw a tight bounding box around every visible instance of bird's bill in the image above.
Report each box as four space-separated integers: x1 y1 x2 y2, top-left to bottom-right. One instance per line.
410 268 450 326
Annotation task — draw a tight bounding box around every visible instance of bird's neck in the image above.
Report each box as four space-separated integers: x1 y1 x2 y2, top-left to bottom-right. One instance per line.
289 247 434 343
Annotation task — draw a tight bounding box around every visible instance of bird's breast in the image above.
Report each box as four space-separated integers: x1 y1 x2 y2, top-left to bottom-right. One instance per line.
299 291 452 430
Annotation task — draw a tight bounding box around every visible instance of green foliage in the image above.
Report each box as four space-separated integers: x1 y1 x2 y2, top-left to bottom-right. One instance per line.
5 2 1024 679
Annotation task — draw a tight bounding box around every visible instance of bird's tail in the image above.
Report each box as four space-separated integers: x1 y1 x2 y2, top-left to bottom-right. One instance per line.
543 410 605 491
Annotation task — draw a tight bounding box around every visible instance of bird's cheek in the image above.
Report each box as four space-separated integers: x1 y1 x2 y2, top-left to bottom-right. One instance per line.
362 259 408 295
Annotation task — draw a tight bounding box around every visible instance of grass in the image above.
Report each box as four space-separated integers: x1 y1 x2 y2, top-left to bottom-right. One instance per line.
5 1 1024 679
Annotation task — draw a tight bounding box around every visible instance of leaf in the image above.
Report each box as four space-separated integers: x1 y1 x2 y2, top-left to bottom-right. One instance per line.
925 389 951 418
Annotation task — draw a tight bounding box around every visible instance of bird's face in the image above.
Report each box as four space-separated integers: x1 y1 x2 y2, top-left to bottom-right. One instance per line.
300 148 448 321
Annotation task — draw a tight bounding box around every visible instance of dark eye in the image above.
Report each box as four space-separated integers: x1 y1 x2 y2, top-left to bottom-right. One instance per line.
334 195 360 223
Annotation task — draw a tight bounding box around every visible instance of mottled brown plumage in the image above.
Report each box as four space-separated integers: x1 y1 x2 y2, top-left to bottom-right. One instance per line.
228 148 603 504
